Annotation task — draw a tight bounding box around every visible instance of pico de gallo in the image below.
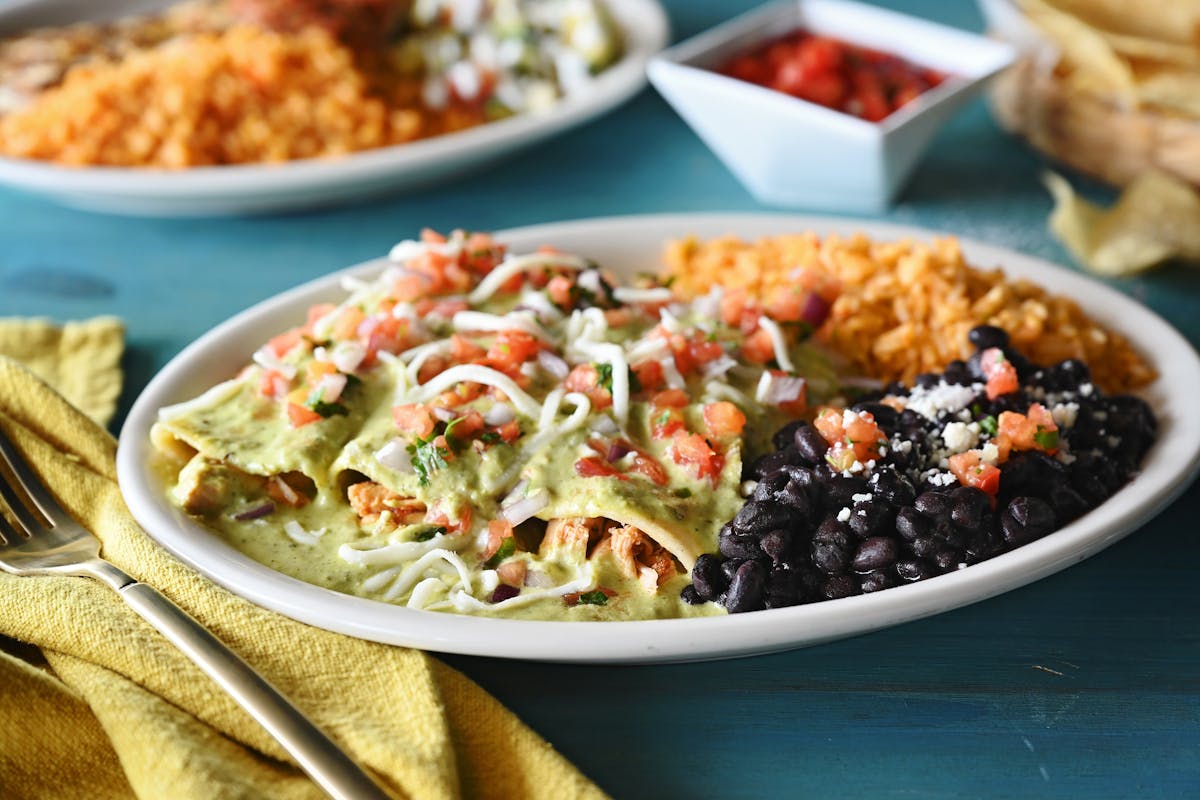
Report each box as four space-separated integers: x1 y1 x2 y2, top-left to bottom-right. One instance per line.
719 29 947 122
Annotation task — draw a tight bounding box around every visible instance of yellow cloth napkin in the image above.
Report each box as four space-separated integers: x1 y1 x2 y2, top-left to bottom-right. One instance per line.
0 316 125 425
0 356 605 800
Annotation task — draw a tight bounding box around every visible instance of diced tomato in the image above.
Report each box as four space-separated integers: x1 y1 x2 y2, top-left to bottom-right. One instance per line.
305 359 338 387
451 334 487 362
417 355 450 384
604 308 634 327
303 303 336 332
287 401 322 428
629 453 669 486
332 306 365 341
496 419 521 444
392 403 435 438
564 364 612 410
948 451 1001 495
741 327 776 364
651 389 688 408
632 360 664 394
448 410 485 441
267 327 304 358
703 401 746 437
257 369 288 399
1026 403 1059 453
825 445 857 473
420 228 447 244
425 501 471 534
547 275 574 308
981 347 1019 400
575 456 627 480
670 432 722 482
813 407 845 445
996 404 1059 456
483 519 514 561
814 406 883 462
486 330 541 374
391 272 429 302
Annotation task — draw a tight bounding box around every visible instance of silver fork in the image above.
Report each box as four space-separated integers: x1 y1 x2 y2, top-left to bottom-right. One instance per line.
0 425 394 800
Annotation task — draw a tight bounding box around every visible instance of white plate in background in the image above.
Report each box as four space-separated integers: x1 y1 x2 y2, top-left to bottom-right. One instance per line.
0 0 668 216
117 213 1200 662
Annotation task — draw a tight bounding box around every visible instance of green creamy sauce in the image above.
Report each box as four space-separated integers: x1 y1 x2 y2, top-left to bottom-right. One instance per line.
155 259 838 622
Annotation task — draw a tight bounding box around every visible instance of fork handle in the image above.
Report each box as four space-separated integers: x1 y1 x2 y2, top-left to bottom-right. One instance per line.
118 582 395 800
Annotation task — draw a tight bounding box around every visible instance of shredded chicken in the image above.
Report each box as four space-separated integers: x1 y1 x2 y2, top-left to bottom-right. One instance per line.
347 481 426 527
594 523 680 592
540 517 606 561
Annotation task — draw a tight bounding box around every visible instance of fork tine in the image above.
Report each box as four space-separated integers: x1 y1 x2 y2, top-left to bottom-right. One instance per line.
0 424 62 529
0 503 23 545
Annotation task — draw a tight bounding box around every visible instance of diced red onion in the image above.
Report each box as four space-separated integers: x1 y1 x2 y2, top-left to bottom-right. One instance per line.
801 292 832 327
331 341 367 374
233 502 275 521
500 478 529 507
484 404 516 426
607 440 632 462
432 406 457 422
500 487 548 525
376 438 413 472
524 570 555 588
356 316 380 338
759 372 807 405
537 350 570 379
317 372 348 403
491 584 520 603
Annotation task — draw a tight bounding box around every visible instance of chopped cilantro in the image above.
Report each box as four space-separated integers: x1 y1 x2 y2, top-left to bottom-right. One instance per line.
344 373 363 388
673 487 692 499
309 399 348 418
413 525 446 542
980 415 999 435
480 430 502 445
576 590 609 606
662 275 676 289
628 367 643 394
484 537 516 568
1034 429 1059 450
656 410 672 426
595 362 614 393
408 435 450 487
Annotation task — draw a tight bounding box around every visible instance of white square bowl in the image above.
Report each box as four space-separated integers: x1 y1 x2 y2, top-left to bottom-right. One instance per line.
647 0 1015 212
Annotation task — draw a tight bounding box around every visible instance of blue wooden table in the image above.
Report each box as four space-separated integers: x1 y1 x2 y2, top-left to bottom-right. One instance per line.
2 1 1198 796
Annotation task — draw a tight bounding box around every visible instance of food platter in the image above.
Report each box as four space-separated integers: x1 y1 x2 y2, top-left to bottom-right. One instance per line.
116 213 1200 663
0 0 668 217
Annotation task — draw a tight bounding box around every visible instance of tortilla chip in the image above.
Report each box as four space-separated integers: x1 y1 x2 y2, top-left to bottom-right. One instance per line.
1017 0 1136 99
1045 170 1200 275
1037 0 1200 48
0 317 124 425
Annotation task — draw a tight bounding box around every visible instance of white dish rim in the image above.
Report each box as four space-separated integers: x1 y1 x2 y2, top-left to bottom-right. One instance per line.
117 212 1200 663
0 0 668 213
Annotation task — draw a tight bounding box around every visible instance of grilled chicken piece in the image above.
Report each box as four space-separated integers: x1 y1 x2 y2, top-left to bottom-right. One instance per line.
539 517 605 561
347 481 426 527
594 524 680 592
172 455 264 515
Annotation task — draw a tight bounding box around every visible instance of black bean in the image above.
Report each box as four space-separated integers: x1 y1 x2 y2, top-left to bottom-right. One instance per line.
760 528 792 564
765 567 803 608
1007 496 1056 537
825 476 869 508
793 423 830 464
491 584 520 603
910 535 941 559
848 500 894 538
943 360 971 385
933 550 961 572
851 401 899 429
915 372 940 389
914 490 951 519
895 506 928 541
968 324 1010 350
748 448 799 480
680 585 704 605
852 537 898 572
949 486 990 531
813 517 852 546
1048 486 1090 522
719 529 765 560
895 559 933 582
859 569 898 593
691 553 728 601
732 500 793 536
772 420 805 451
873 470 916 506
720 558 742 582
812 538 851 575
821 574 859 600
725 560 767 613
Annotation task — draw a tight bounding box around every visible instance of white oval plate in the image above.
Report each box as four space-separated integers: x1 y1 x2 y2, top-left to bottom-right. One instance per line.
0 0 667 217
117 213 1200 663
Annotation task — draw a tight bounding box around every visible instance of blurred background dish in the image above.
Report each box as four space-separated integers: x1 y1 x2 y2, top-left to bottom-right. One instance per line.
980 0 1200 190
647 0 1013 213
0 0 667 215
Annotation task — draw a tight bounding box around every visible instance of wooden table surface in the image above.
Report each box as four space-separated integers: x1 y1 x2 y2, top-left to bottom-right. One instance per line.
2 1 1198 797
